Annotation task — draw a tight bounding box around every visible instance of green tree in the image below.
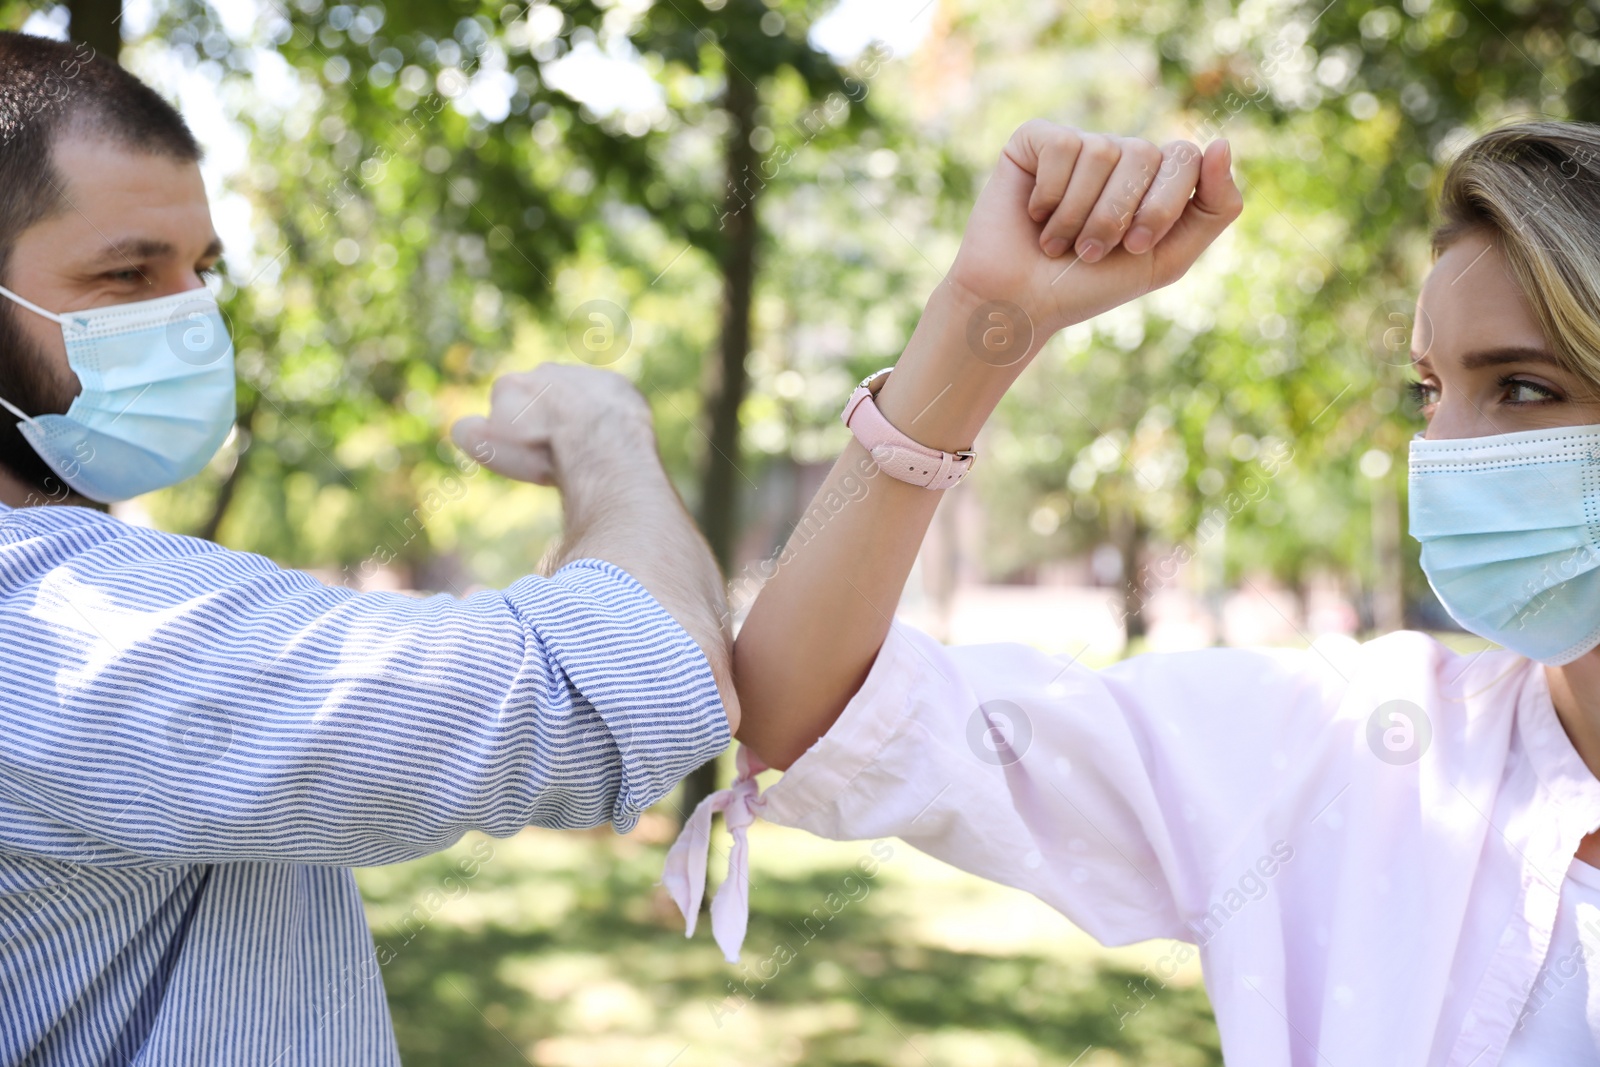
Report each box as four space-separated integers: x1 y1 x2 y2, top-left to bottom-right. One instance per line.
1138 0 1600 628
623 1 880 810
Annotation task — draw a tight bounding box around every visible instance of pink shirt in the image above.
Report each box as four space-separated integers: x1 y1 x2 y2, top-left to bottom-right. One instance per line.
664 622 1600 1066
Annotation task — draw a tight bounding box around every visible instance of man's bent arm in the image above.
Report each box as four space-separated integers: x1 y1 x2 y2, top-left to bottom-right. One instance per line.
0 505 729 867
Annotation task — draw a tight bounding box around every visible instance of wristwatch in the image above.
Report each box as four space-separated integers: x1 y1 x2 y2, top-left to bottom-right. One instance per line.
840 368 976 490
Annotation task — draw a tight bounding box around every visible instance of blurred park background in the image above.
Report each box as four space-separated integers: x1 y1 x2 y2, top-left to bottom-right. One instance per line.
2 0 1591 1061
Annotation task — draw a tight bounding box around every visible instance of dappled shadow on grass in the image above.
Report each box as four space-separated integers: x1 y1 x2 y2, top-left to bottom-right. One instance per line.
363 830 1221 1067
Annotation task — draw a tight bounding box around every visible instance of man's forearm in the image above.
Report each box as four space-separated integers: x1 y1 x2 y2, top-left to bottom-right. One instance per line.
735 283 1038 769
451 363 740 731
555 452 739 732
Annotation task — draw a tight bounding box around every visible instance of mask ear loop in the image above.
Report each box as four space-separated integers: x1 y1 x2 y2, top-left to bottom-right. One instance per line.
0 283 66 326
0 283 64 429
0 393 40 428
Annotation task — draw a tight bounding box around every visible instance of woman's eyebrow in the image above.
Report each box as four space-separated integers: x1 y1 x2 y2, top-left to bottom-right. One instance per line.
1458 345 1560 369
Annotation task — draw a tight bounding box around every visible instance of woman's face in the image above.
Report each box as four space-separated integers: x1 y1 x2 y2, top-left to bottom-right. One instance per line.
1411 228 1600 440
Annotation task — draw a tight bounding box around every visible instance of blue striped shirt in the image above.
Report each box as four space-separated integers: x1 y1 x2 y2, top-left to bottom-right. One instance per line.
0 502 730 1065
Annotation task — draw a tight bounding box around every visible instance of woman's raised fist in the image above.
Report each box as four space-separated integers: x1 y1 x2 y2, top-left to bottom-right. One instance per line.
946 120 1244 342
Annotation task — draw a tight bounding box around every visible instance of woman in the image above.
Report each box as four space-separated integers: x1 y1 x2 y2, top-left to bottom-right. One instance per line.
665 119 1600 1065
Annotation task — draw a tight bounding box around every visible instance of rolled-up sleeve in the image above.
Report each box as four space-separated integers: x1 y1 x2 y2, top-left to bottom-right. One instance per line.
759 620 1347 947
0 507 729 867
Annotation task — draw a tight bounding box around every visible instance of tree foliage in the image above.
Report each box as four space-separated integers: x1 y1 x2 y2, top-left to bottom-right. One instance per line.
6 0 1595 632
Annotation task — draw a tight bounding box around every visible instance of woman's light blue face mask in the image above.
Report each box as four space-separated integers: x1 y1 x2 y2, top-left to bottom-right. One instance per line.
1410 422 1600 664
0 283 237 504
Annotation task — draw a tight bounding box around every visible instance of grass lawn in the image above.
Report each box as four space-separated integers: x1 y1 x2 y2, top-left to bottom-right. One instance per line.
357 800 1220 1067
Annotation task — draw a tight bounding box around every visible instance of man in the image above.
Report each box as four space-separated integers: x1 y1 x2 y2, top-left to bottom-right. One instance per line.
0 31 736 1065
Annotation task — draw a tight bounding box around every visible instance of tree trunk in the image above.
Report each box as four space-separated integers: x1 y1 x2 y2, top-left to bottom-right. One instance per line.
67 0 121 64
679 71 762 823
1370 470 1404 634
1114 505 1148 648
195 400 256 544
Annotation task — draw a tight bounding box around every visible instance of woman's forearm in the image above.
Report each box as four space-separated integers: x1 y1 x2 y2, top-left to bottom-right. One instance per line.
735 282 1036 769
733 124 1240 769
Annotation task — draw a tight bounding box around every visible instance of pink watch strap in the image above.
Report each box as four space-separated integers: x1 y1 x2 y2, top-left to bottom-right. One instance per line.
841 369 975 490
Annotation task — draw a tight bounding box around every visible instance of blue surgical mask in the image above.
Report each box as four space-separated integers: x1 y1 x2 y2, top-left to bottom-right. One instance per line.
1409 422 1600 665
0 283 236 503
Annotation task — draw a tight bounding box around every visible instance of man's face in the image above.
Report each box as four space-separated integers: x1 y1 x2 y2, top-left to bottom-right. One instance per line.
5 133 221 405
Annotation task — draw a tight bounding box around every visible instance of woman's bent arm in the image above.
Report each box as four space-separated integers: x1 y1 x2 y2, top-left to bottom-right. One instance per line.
735 124 1242 769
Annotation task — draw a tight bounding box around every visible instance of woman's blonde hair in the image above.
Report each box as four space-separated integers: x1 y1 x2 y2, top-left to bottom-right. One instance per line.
1433 120 1600 387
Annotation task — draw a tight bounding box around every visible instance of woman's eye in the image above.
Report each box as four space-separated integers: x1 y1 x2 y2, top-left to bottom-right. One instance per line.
1504 378 1559 404
1407 379 1438 411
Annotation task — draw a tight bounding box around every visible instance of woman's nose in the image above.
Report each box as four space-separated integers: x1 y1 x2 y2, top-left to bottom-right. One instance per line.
1423 399 1503 442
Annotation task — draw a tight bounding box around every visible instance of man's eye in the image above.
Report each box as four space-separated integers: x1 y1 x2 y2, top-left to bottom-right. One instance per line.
106 269 146 283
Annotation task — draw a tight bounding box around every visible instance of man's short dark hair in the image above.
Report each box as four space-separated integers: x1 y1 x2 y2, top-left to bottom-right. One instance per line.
0 31 203 497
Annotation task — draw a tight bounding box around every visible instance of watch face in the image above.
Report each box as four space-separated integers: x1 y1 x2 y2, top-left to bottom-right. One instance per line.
861 367 894 392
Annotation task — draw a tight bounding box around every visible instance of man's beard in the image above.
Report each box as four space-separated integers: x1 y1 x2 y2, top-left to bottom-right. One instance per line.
0 301 80 500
